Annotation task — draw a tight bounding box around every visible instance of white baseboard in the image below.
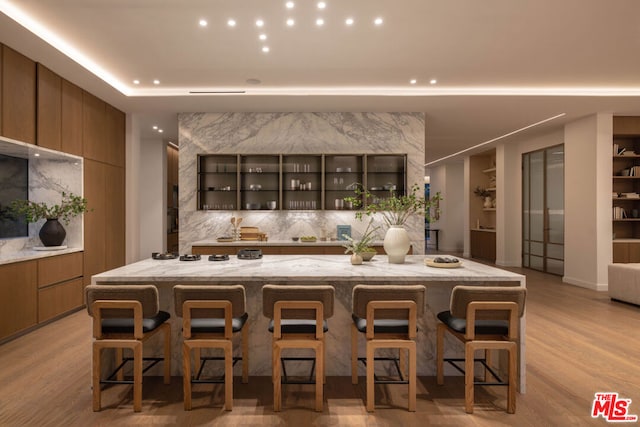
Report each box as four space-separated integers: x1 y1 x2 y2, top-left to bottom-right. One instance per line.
563 276 608 292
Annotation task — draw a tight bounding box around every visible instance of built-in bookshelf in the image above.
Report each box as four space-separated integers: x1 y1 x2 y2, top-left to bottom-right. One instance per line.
612 117 640 262
469 149 496 261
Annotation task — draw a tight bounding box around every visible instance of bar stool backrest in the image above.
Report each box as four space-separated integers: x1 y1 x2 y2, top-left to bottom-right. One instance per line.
263 285 335 319
174 284 246 318
450 286 526 320
352 285 426 319
85 284 159 319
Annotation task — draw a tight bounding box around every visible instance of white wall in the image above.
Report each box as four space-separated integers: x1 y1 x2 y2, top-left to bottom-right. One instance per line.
563 114 612 290
428 162 464 252
125 114 141 263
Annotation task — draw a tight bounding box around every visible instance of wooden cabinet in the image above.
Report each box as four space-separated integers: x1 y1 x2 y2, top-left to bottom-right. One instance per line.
612 117 640 262
36 64 62 151
84 160 125 285
37 252 84 323
61 79 83 156
197 154 405 211
105 103 125 167
0 261 38 341
1 45 36 144
82 90 107 162
470 230 496 261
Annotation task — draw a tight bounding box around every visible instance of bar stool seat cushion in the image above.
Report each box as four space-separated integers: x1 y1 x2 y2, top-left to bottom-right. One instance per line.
268 319 328 334
190 312 249 333
437 310 508 335
101 310 171 333
351 314 410 334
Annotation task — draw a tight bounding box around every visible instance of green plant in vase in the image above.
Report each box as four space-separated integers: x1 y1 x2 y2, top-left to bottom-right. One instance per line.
10 191 89 247
341 218 380 264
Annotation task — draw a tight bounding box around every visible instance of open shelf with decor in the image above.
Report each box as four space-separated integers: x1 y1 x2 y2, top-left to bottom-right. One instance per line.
469 149 496 261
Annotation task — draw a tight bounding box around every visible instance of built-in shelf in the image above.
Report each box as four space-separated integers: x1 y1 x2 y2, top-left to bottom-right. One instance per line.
482 167 496 173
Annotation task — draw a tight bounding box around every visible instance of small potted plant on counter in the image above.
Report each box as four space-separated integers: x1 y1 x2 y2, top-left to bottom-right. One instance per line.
345 183 442 264
341 219 380 265
10 191 89 247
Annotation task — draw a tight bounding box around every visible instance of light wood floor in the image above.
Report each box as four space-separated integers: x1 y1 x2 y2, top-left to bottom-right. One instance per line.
1 268 640 426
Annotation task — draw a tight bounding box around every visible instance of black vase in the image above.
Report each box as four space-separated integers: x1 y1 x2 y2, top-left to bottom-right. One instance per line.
39 218 66 247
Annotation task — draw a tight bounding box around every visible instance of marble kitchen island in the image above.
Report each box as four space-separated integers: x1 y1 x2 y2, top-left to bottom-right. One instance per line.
92 254 526 391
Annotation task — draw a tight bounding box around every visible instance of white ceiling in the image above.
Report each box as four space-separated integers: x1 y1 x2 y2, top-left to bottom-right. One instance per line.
1 0 640 164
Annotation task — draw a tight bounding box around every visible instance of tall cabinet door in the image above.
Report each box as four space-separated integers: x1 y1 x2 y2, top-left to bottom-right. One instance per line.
36 64 62 150
83 159 107 285
1 45 36 144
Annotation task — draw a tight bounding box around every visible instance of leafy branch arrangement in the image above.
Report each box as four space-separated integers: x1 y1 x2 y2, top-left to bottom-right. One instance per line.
10 192 89 224
342 218 380 254
473 186 492 198
344 183 442 226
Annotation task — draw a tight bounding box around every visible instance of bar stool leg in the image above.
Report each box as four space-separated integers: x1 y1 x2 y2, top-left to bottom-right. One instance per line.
436 323 445 385
351 323 359 385
464 342 475 414
507 343 517 414
273 344 282 412
242 322 249 383
183 342 192 410
224 342 233 411
92 343 102 411
408 341 417 412
163 324 171 384
366 341 375 412
315 342 324 412
133 342 143 412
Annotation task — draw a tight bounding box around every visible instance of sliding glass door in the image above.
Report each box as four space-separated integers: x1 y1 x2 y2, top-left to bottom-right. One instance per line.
522 145 564 275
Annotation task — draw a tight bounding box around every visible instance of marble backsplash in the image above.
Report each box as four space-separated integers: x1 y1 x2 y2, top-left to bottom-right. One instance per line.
178 113 425 254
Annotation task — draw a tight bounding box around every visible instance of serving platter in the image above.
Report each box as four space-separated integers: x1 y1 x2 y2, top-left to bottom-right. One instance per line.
424 258 462 268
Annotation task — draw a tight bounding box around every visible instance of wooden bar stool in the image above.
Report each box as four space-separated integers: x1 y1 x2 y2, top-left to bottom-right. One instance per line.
262 284 335 412
436 285 526 414
351 284 426 412
85 284 171 412
174 285 249 411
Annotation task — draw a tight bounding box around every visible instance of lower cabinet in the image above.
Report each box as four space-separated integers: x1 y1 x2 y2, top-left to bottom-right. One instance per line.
0 261 38 341
470 230 496 262
0 252 84 342
612 241 640 263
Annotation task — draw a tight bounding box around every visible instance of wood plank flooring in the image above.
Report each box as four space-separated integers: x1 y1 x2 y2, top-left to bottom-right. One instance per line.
1 268 639 426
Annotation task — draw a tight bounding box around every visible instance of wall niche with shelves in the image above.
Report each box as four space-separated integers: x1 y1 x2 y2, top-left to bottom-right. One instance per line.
612 116 640 262
469 149 496 261
197 153 406 211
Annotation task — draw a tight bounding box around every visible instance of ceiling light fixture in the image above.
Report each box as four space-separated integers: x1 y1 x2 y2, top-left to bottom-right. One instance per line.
286 1 295 9
317 2 327 9
374 17 383 25
425 113 567 167
286 18 295 26
199 19 207 27
34 153 40 157
153 125 158 130
259 34 267 40
316 18 324 26
256 19 264 27
133 79 140 85
345 18 354 26
430 79 437 85
227 19 236 27
158 129 163 133
262 46 270 53
153 79 160 85
410 79 417 85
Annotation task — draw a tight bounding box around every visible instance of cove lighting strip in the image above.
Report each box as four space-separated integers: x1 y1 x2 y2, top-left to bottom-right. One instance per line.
425 113 567 167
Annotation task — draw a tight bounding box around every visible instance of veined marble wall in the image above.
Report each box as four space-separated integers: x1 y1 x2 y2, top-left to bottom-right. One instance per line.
178 113 425 254
0 137 83 255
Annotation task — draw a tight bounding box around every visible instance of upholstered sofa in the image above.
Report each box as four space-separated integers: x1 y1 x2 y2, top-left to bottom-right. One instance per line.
608 264 640 306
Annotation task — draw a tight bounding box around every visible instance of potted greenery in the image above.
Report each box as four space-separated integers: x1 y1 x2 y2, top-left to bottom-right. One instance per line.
341 219 381 264
10 191 89 247
345 183 442 264
474 186 493 208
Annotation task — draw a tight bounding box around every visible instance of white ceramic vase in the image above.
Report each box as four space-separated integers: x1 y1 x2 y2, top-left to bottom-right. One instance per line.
484 196 493 208
383 225 410 264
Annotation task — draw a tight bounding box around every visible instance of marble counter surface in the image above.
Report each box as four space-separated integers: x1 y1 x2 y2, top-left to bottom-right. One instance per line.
191 239 384 247
92 254 524 284
0 246 83 266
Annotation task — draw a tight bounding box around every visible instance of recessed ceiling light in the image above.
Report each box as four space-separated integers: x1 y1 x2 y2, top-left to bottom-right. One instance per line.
158 129 164 133
345 18 354 26
34 153 40 157
430 79 437 85
153 125 158 130
410 79 417 85
199 19 208 27
133 79 140 85
316 18 324 26
317 2 326 9
256 19 264 27
153 79 160 85
286 18 295 26
262 46 270 53
286 1 295 9
227 19 236 27
374 17 383 25
259 34 267 40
